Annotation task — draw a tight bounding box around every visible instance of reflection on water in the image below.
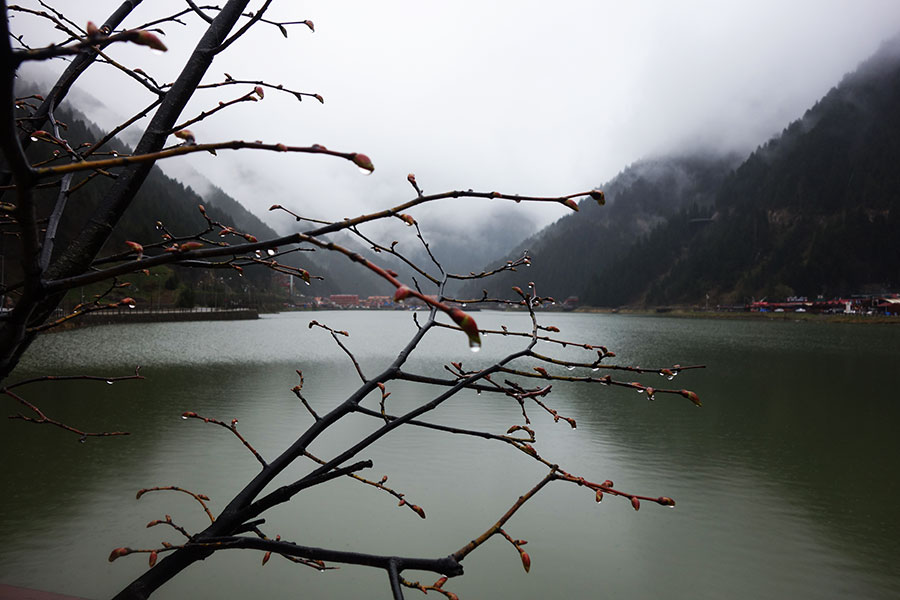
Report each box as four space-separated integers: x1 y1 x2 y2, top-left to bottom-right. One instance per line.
1 312 898 599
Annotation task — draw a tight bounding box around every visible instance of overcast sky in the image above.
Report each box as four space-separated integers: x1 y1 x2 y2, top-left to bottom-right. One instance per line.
14 1 900 234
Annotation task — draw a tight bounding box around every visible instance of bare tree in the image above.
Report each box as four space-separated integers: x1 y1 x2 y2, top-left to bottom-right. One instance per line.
1 2 702 599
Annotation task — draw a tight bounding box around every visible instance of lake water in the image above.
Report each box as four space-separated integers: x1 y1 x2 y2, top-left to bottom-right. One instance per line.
1 311 898 599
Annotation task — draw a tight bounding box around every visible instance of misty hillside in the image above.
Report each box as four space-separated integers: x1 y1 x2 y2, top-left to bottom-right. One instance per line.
582 34 900 306
466 34 900 307
461 152 741 301
15 106 345 298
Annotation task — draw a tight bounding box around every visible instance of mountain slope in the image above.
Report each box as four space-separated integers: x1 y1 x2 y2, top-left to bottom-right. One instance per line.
462 152 740 301
16 106 344 298
584 35 900 306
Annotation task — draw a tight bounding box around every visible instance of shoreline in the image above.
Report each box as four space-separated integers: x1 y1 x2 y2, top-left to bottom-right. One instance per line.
573 306 900 325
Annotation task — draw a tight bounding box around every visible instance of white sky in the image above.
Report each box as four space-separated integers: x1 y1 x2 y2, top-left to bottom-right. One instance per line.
14 1 900 233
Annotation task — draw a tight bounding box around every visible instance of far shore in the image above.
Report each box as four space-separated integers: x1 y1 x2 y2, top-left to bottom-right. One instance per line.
573 306 900 325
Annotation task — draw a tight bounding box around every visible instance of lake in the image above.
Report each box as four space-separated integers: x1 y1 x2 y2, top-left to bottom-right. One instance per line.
1 311 898 599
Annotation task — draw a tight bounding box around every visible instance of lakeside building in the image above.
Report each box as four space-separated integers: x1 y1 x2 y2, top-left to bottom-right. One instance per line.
747 293 899 315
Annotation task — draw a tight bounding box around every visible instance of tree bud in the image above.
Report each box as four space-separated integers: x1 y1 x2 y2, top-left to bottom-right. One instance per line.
631 497 641 511
254 86 265 99
125 241 143 256
447 307 481 349
131 30 168 52
108 547 132 562
173 129 195 144
679 389 702 407
351 153 374 173
520 550 531 573
394 285 413 302
564 198 580 211
148 551 158 567
590 190 606 205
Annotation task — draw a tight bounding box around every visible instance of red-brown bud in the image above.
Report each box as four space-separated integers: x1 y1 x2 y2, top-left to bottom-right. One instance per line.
410 504 426 519
520 550 531 573
148 551 158 567
130 30 168 52
595 489 603 502
398 213 416 226
563 198 580 211
173 129 195 144
351 153 374 173
178 241 204 252
602 479 614 488
447 307 481 350
657 496 676 507
108 547 132 562
313 93 324 104
533 366 549 378
254 86 264 99
680 389 702 407
303 20 315 32
394 285 413 302
631 497 641 511
261 551 271 565
590 189 606 205
434 576 447 588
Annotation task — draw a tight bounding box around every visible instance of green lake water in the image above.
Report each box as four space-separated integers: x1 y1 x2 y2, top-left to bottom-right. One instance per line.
1 311 898 599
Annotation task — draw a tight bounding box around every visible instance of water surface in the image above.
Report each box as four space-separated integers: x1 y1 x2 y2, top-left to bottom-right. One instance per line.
1 311 897 599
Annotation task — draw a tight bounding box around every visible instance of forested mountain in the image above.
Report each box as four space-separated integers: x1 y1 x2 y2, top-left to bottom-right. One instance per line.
585 34 900 306
469 34 900 307
15 106 346 299
461 152 740 301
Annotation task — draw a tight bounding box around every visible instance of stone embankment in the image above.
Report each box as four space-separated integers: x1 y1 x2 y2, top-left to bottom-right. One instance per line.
60 307 258 328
